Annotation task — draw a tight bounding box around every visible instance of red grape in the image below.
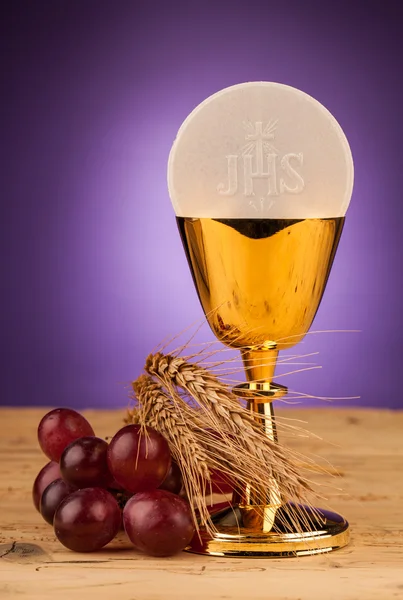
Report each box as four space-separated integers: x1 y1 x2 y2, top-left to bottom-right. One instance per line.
40 479 75 525
107 425 171 494
60 436 111 488
123 489 195 557
54 488 121 552
210 468 234 495
32 461 61 512
38 408 95 461
159 461 183 495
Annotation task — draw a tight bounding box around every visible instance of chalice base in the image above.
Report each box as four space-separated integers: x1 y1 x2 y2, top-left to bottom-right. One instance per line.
186 503 349 557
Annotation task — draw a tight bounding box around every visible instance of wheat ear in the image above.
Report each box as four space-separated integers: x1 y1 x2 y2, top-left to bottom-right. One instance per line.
145 352 312 499
131 374 215 534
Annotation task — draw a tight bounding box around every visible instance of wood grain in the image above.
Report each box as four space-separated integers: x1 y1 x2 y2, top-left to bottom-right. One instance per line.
0 407 402 600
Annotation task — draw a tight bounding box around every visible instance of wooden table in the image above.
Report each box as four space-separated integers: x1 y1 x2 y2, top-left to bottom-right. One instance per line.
1 408 402 600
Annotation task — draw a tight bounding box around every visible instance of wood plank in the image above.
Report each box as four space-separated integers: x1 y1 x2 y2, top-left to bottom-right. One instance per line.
0 408 402 600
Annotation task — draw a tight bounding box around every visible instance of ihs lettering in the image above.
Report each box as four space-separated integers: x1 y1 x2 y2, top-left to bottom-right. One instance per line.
217 121 305 199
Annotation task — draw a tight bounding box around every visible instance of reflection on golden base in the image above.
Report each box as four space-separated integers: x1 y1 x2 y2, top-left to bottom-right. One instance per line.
186 503 349 557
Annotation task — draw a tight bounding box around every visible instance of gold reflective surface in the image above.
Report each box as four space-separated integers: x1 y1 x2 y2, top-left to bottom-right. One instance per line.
177 217 344 350
187 503 349 557
177 216 349 557
186 510 350 558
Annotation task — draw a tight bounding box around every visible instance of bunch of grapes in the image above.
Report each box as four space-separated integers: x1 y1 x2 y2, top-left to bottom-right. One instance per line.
33 408 195 556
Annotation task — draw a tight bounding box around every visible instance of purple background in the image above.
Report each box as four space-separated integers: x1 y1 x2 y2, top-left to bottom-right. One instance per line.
2 0 402 409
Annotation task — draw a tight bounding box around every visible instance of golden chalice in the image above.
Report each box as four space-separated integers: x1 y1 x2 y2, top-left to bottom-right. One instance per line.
168 82 354 557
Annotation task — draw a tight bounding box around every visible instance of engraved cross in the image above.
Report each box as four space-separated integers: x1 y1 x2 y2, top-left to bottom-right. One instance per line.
245 121 275 142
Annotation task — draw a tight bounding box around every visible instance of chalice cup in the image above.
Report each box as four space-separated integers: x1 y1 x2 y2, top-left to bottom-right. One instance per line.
168 82 354 557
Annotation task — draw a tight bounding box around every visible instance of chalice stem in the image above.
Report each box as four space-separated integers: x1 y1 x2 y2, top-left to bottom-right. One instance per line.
241 348 283 531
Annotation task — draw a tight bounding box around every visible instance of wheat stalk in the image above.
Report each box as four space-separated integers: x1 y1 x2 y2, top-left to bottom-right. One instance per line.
126 352 326 534
145 352 311 496
131 375 215 534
